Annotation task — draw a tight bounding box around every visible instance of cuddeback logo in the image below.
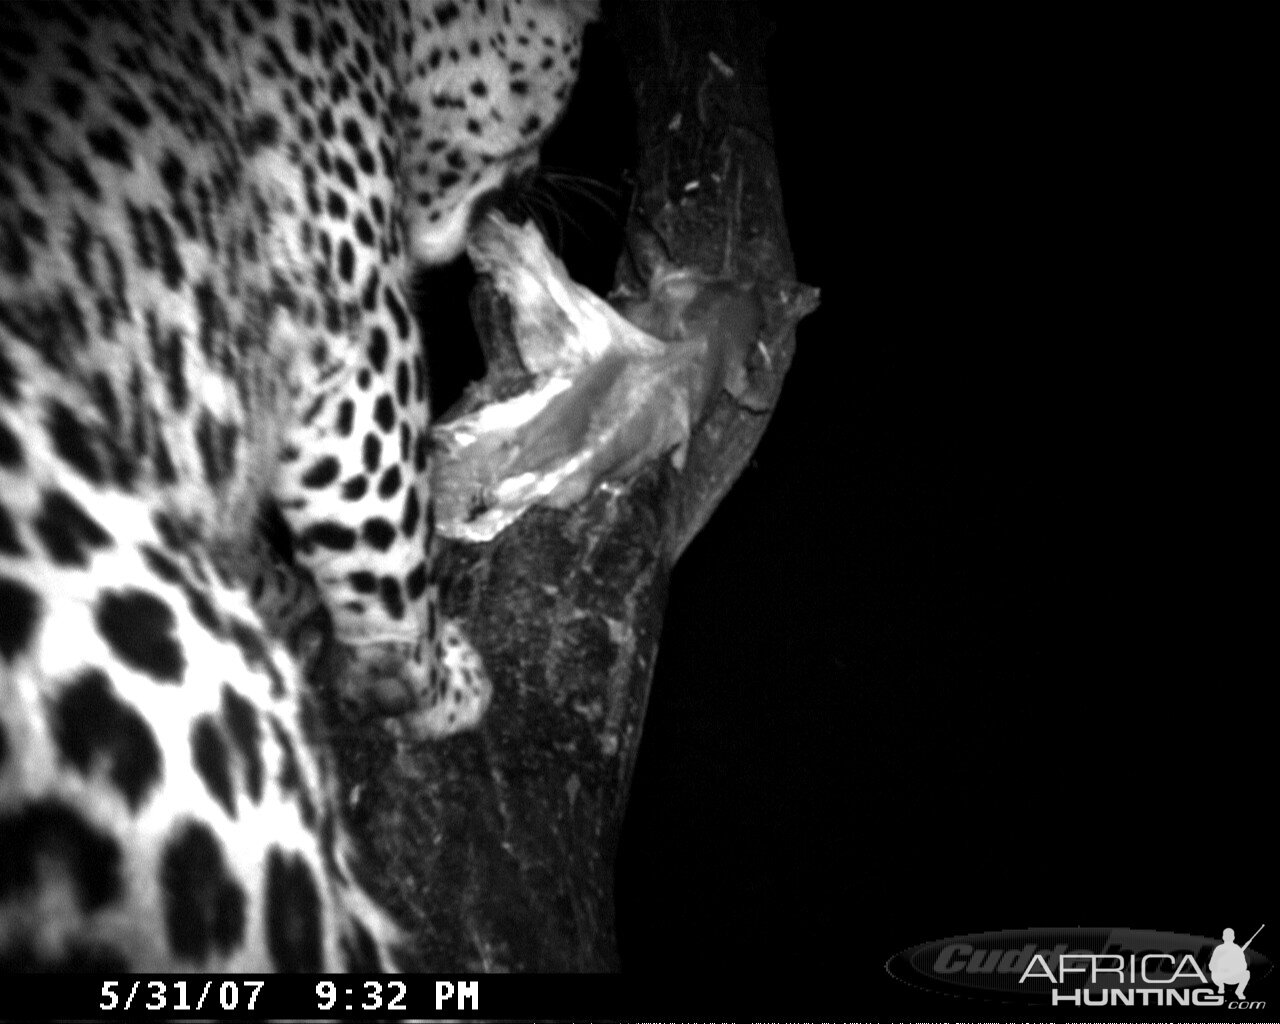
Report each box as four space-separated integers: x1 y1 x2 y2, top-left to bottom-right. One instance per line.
886 925 1271 1008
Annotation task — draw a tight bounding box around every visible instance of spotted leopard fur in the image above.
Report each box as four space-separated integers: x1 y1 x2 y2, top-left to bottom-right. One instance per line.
0 0 593 972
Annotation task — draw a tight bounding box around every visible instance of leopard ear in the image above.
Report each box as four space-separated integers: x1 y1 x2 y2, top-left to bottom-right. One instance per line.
566 0 600 28
534 0 599 31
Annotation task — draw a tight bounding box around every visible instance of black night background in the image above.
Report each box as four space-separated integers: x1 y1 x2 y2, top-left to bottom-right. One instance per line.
516 2 1270 1013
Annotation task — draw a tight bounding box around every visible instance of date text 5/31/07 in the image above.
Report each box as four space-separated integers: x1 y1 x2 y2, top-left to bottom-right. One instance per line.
101 980 264 1013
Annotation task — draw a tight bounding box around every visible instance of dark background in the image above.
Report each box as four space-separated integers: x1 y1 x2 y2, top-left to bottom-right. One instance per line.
472 3 1267 1013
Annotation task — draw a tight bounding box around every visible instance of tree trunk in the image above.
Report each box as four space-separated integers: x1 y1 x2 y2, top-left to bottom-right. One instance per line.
325 1 816 972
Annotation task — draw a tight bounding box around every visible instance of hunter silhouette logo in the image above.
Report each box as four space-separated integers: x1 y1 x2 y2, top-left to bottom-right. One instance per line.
1211 925 1264 1000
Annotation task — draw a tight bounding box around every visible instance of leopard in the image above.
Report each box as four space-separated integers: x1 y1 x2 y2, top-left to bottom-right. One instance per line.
0 0 595 972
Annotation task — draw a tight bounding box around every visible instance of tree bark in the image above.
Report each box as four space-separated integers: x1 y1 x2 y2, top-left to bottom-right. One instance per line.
324 1 816 972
